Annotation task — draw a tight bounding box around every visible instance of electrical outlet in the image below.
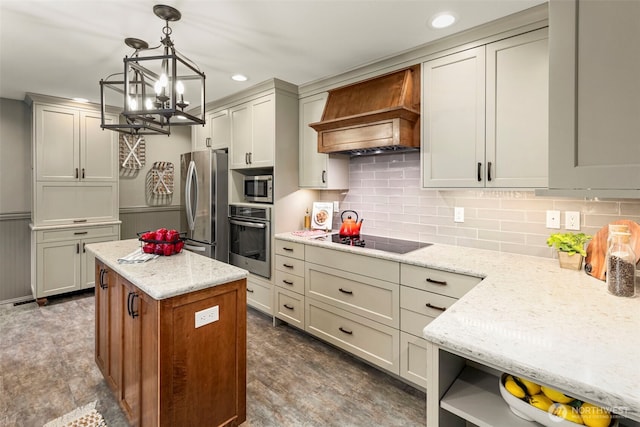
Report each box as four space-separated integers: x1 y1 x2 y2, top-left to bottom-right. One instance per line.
546 210 561 229
333 201 339 212
454 207 464 223
195 305 219 328
565 211 580 230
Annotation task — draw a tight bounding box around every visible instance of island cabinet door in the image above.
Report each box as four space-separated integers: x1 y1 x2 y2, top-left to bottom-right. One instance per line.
94 261 121 392
120 278 159 427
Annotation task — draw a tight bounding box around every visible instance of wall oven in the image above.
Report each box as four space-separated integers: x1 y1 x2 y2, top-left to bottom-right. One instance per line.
228 204 271 279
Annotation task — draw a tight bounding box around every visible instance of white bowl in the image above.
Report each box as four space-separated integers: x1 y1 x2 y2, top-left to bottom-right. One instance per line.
498 374 619 427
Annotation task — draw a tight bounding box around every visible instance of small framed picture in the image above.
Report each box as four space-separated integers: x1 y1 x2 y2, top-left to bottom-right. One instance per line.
311 202 333 230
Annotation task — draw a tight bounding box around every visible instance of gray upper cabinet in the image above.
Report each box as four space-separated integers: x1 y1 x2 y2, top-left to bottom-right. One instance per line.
546 0 640 196
298 92 349 189
422 28 548 189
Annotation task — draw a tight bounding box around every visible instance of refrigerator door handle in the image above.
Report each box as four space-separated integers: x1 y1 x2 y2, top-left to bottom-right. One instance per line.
185 160 198 231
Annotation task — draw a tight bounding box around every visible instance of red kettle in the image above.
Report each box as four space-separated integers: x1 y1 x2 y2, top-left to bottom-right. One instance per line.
339 210 363 237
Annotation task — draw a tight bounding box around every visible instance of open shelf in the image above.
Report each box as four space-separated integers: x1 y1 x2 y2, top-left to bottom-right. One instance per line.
440 365 538 427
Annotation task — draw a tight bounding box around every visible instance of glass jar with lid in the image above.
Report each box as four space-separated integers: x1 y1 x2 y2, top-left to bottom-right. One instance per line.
606 232 636 297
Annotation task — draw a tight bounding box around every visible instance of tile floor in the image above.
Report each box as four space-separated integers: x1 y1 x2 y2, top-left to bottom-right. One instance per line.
0 290 425 426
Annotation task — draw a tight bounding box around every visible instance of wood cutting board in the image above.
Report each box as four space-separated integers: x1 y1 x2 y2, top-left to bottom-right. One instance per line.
584 219 640 281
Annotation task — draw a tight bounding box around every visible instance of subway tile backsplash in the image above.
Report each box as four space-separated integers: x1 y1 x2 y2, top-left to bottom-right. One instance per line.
328 151 640 259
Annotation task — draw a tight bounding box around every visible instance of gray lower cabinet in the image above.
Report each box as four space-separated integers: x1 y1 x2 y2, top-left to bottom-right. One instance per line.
31 224 120 304
274 237 482 389
274 240 305 328
399 263 482 388
547 0 640 196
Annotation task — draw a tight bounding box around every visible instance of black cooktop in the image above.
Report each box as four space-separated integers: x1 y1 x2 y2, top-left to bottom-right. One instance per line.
330 234 431 254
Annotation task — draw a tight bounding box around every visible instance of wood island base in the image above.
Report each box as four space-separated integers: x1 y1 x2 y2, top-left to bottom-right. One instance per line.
95 259 247 427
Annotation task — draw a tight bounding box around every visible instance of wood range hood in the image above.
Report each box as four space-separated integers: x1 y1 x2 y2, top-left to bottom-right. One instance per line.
310 64 420 155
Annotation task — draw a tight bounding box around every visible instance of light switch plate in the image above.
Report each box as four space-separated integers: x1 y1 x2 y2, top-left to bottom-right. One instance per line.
195 305 219 328
333 201 339 212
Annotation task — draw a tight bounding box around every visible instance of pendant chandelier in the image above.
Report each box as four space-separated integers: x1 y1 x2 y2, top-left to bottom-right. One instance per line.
100 5 205 136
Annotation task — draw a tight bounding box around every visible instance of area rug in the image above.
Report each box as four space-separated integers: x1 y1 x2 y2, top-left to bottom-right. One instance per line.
43 401 107 427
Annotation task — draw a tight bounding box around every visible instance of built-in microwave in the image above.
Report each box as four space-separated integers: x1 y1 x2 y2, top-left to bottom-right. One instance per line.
243 175 273 203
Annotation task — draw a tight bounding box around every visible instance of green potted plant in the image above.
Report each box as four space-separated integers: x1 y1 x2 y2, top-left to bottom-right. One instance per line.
546 232 592 270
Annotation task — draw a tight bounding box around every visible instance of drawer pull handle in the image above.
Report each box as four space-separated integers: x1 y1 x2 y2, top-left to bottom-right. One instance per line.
73 219 88 223
339 327 353 335
426 278 447 286
283 264 294 269
283 247 294 252
338 288 353 295
426 302 447 312
282 280 294 285
283 304 294 310
247 288 254 293
74 231 88 235
75 168 79 179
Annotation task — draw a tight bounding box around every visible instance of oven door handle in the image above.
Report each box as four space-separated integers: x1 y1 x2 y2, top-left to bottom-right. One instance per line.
230 219 266 229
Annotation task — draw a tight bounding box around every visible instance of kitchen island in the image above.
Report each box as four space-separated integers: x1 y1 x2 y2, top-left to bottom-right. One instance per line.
86 239 248 427
275 232 640 427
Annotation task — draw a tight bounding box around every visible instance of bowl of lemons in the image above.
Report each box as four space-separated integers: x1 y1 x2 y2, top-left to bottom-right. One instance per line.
499 373 618 427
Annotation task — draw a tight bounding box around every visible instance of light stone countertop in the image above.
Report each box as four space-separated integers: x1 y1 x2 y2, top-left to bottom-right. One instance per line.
86 239 248 300
275 232 640 421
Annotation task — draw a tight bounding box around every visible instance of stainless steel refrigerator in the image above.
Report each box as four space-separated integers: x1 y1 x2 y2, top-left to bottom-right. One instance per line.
180 149 229 262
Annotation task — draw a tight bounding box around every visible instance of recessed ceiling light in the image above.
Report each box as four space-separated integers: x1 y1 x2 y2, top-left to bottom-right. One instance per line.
73 97 89 103
231 74 248 82
430 12 456 29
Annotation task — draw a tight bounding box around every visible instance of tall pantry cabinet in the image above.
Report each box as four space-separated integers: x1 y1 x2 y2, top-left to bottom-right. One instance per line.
26 94 121 305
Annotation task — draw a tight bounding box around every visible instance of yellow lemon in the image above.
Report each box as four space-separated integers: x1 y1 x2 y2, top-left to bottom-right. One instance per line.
517 377 542 395
541 385 574 403
528 393 553 411
504 376 526 398
551 403 584 425
579 402 612 427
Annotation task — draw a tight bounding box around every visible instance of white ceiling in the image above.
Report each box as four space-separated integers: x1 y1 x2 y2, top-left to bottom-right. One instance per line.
0 0 546 104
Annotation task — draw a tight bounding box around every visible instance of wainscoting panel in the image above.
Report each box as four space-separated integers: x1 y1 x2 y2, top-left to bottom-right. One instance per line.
119 206 182 239
0 213 32 303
